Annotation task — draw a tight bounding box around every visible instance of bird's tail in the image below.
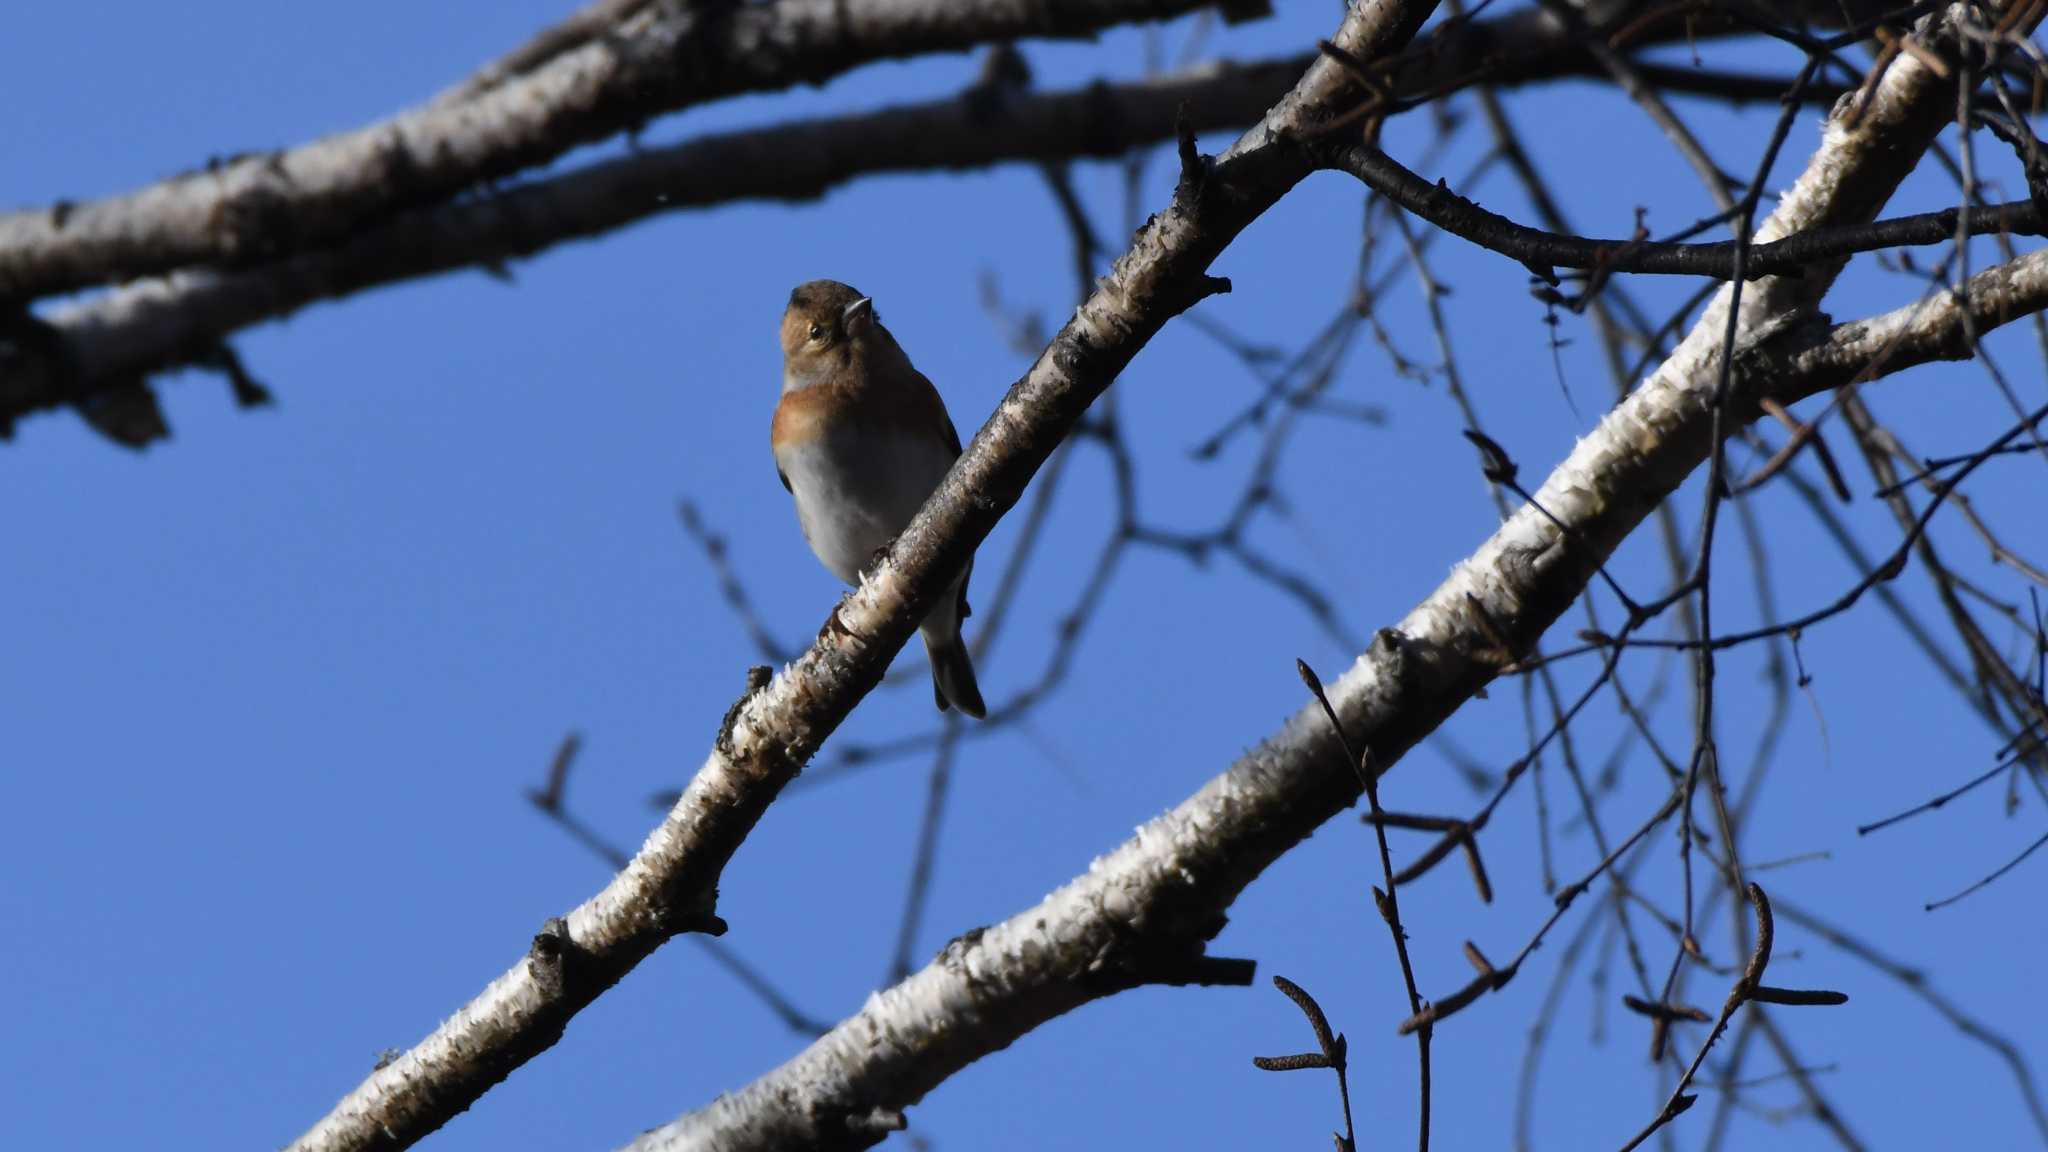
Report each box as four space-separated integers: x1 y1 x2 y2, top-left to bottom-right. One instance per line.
924 632 987 719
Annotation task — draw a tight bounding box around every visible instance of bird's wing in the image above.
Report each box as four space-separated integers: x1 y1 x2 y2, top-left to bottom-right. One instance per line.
909 367 973 620
899 365 962 460
939 397 963 459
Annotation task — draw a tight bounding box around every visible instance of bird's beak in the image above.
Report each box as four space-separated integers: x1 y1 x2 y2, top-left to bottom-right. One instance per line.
842 297 873 327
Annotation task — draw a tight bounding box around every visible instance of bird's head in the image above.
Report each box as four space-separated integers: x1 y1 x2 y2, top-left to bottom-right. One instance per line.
779 280 879 388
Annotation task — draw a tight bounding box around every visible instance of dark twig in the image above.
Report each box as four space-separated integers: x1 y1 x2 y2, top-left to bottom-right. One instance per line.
1777 897 2048 1140
1858 757 2027 835
1325 144 2042 288
1253 975 1358 1152
888 721 962 982
1924 830 2048 910
679 501 795 665
1300 659 1431 1152
523 733 827 1036
1616 885 1845 1151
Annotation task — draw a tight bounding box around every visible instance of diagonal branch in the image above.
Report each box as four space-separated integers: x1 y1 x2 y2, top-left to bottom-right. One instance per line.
280 4 1444 1152
435 0 662 106
1782 247 2048 386
627 252 2046 1148
617 11 2001 1149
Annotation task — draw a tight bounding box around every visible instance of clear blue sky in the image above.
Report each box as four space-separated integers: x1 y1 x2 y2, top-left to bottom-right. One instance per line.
4 4 2044 1149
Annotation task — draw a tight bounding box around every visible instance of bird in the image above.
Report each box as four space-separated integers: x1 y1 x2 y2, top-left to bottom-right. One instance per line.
771 279 987 719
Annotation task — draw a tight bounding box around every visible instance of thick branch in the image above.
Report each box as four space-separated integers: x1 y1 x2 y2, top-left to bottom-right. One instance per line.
1783 247 2048 389
625 250 2048 1152
2 7 1839 435
3 59 1306 431
0 0 1222 302
280 5 1443 1152
620 11 1983 1150
435 0 660 105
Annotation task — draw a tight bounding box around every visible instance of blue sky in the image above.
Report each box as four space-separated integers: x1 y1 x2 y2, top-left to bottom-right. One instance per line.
4 3 2045 1150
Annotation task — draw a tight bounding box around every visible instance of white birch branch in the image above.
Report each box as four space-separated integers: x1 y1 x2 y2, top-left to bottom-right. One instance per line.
1786 248 2048 387
622 10 2001 1150
0 0 1226 302
281 3 1443 1151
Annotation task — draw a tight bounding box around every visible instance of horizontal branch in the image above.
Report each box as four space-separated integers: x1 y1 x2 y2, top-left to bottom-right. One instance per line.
1 9 1844 438
279 3 1447 1150
0 58 1297 435
1324 143 2044 282
4 0 1857 311
0 0 1224 302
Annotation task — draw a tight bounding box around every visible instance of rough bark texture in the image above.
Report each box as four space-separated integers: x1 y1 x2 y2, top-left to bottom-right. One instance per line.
1784 249 2048 389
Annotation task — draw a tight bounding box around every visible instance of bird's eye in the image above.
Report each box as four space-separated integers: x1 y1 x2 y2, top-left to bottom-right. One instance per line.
808 323 825 341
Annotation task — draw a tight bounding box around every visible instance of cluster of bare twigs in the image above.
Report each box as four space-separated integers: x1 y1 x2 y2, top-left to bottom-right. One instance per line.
513 3 2048 1147
12 1 2048 1150
1239 4 2048 1148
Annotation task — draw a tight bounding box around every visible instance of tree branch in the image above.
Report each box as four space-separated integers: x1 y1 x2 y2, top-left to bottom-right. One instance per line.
280 3 1444 1151
614 11 1993 1149
2 57 1305 433
1782 247 2048 389
435 0 661 106
1 5 1846 438
1323 144 2041 284
0 0 1226 302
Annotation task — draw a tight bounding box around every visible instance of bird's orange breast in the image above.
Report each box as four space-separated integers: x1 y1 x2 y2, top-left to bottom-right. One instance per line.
770 383 854 453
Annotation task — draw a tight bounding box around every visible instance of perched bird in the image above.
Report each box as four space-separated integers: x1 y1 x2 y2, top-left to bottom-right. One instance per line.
771 279 987 719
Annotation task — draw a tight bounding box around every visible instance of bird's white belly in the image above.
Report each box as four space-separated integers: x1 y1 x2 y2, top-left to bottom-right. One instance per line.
778 427 952 585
